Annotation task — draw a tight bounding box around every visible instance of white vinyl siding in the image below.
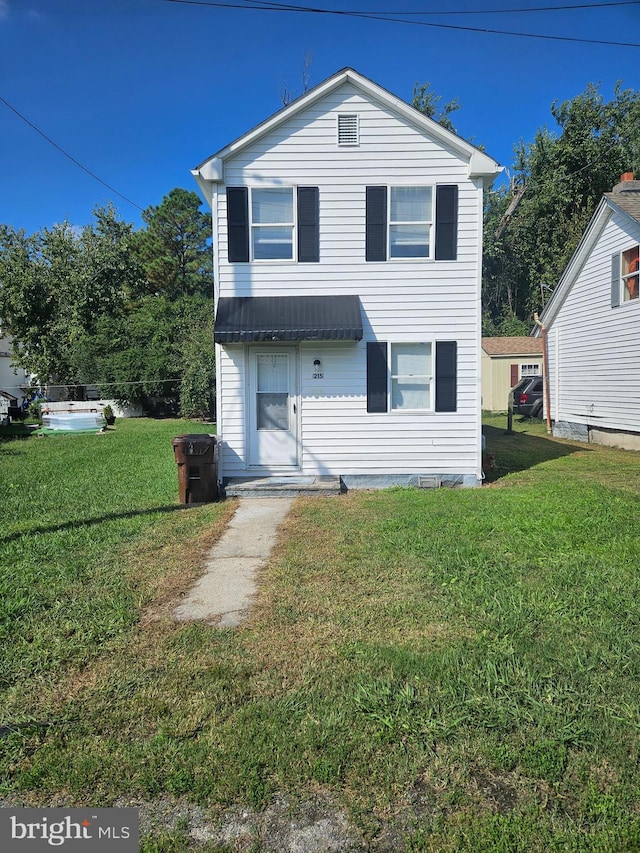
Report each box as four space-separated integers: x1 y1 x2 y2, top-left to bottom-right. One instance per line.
213 82 484 481
545 209 640 433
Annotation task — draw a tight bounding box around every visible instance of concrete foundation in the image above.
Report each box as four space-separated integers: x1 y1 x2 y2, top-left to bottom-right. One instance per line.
589 426 640 452
553 420 640 452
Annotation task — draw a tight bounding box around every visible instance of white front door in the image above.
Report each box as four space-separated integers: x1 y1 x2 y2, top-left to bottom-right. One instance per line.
248 349 298 467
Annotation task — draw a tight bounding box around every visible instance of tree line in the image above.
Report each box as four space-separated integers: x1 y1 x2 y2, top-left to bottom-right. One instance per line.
0 188 215 418
1 80 639 417
482 82 640 335
413 80 640 335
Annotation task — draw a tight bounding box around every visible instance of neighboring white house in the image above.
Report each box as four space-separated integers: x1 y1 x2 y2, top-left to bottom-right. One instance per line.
192 68 501 488
481 337 543 412
0 334 29 416
536 173 640 450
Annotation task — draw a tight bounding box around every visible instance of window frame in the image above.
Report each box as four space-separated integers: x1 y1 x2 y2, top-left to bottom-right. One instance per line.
249 186 296 262
387 185 434 261
520 363 541 377
389 341 434 412
621 244 640 303
337 113 359 146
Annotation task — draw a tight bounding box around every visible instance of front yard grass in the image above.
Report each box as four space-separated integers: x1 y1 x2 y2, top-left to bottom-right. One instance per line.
2 415 640 850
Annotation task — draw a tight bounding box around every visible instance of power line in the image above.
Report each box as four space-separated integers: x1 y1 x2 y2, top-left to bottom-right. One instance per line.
233 0 640 13
0 95 145 213
165 0 640 47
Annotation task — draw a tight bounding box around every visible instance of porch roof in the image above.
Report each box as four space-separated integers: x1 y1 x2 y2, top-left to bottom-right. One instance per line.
214 295 363 343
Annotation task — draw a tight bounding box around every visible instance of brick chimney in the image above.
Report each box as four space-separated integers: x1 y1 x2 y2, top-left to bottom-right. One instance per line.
612 172 640 194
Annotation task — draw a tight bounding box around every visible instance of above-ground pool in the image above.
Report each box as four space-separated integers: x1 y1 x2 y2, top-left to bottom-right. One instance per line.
42 412 105 431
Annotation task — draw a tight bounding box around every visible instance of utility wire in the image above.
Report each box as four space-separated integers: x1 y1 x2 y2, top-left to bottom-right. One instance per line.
232 0 640 13
0 95 145 213
165 0 640 47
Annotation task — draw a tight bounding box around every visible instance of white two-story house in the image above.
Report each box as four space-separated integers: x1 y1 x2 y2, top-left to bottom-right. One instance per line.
192 68 501 490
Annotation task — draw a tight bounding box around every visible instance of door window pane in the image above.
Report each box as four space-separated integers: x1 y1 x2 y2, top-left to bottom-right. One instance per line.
257 354 288 391
257 393 289 430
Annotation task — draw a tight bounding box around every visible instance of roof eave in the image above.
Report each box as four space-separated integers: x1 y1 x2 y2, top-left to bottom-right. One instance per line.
193 67 501 180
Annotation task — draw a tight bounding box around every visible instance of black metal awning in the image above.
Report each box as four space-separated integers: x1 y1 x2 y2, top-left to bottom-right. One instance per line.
214 295 363 343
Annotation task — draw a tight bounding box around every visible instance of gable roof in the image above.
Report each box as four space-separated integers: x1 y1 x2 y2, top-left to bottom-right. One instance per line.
538 182 640 330
192 67 501 187
482 337 543 357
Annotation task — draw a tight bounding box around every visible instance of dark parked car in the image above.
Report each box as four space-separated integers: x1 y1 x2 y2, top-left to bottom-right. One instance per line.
510 375 544 418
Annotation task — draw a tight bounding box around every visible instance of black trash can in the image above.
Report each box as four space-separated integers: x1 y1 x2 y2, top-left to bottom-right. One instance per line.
172 434 218 504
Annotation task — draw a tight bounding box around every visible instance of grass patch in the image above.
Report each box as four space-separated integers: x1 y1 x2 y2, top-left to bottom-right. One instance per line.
3 415 640 850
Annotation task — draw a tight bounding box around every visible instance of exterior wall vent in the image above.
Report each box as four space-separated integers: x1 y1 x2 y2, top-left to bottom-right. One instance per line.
418 476 441 489
338 114 359 146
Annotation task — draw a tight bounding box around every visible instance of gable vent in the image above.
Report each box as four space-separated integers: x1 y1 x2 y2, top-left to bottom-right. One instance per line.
338 113 359 146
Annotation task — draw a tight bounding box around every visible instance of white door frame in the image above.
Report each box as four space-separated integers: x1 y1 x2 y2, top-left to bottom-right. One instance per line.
247 346 299 469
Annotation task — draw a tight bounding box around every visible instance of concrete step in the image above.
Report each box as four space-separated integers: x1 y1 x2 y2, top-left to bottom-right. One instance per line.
224 475 343 498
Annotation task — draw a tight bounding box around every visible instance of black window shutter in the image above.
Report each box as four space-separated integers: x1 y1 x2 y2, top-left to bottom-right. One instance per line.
435 341 457 412
227 187 249 263
297 187 319 262
367 342 388 412
611 252 621 307
366 186 387 262
435 185 458 261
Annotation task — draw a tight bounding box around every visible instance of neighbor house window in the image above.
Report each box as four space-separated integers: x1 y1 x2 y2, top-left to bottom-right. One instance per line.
390 343 433 410
389 187 433 258
251 187 294 260
622 245 639 301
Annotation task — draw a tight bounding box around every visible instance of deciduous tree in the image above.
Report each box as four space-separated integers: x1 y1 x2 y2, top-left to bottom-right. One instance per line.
484 82 640 329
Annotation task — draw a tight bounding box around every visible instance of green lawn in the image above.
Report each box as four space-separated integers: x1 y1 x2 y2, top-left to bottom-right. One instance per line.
2 415 640 851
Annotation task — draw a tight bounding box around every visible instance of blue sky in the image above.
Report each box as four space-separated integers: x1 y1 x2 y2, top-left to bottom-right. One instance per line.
1 0 639 234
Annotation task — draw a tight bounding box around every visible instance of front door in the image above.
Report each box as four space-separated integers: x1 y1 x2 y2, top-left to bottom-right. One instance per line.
248 349 298 467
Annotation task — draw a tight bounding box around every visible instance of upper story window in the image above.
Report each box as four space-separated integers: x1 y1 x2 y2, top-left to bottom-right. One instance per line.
366 184 457 262
337 114 359 146
251 188 294 260
226 186 319 264
389 187 433 259
622 245 639 301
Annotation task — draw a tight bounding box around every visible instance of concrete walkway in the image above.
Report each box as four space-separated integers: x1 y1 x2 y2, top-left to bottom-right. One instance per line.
173 498 294 628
